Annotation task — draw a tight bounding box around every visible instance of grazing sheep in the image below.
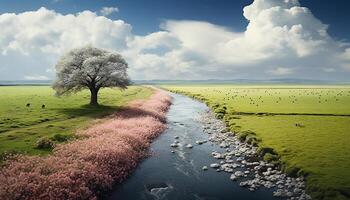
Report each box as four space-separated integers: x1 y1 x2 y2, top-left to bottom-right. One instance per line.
26 103 30 107
42 104 45 109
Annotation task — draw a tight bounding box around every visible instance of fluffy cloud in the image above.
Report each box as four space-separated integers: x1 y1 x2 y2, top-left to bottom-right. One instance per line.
0 0 350 81
100 7 119 16
0 7 132 80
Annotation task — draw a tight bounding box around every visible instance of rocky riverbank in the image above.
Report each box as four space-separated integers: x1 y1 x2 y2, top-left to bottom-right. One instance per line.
170 108 312 200
199 110 311 200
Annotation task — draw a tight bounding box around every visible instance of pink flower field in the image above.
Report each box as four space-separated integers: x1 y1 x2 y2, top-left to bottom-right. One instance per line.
0 90 172 200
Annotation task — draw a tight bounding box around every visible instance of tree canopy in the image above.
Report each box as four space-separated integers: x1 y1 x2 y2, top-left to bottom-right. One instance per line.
53 46 130 105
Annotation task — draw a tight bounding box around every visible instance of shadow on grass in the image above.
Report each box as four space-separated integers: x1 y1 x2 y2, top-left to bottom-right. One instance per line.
56 104 122 119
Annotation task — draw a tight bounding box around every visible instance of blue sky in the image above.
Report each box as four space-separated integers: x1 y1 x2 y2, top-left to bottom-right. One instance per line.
0 0 350 81
1 0 349 39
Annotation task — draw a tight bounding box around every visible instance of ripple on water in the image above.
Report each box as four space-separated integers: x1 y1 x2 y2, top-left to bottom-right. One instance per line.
146 182 173 200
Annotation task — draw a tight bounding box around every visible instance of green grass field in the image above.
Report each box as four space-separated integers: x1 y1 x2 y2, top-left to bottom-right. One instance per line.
0 86 152 157
163 85 350 200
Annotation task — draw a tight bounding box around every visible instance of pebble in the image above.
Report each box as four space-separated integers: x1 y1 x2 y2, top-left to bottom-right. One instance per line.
170 143 178 148
210 163 220 168
234 171 244 177
230 174 238 181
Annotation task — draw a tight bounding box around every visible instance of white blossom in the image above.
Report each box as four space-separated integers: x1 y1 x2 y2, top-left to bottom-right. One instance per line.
53 45 130 105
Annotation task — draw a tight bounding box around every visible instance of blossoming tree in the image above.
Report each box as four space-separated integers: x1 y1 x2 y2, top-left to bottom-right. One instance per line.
53 46 130 105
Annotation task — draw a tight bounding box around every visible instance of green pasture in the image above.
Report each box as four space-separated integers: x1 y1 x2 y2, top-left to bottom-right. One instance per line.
0 86 152 156
164 85 350 115
163 85 350 200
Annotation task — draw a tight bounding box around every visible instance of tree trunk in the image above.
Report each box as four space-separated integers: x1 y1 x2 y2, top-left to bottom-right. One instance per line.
89 87 99 106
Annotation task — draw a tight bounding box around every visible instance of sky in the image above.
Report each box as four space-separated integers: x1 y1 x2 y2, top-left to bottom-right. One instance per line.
0 0 350 81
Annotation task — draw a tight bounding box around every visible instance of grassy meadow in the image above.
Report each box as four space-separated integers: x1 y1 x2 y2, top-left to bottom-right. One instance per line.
163 84 350 200
0 86 152 157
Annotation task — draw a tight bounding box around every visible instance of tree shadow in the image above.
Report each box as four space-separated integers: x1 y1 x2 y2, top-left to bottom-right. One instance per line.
55 104 166 122
56 104 122 119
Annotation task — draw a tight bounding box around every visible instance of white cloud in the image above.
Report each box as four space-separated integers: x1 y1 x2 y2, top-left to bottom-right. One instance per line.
0 0 350 81
0 7 132 80
100 7 119 16
268 67 295 75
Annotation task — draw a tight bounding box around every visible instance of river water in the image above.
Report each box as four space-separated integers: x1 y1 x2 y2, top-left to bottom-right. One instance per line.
107 93 277 200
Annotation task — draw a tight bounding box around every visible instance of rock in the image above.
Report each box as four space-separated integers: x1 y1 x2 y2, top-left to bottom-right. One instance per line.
232 163 239 168
293 188 302 194
239 181 249 187
249 187 255 191
202 166 208 171
210 163 220 168
171 150 175 153
186 144 193 148
224 168 233 173
234 171 244 177
174 136 179 139
220 142 229 148
212 152 224 159
230 174 238 181
273 190 282 197
170 143 178 148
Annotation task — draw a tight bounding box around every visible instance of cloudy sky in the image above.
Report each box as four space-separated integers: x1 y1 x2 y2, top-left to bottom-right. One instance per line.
1 0 350 81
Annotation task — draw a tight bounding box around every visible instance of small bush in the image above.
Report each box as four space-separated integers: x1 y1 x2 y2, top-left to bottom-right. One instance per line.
36 137 55 150
283 165 302 177
257 146 277 157
238 130 256 142
263 153 279 162
245 134 260 146
51 134 70 142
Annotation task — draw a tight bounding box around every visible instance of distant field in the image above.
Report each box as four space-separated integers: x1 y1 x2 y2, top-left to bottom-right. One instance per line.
163 85 350 200
0 86 152 156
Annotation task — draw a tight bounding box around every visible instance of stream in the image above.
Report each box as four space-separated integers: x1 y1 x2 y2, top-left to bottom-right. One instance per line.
107 93 278 200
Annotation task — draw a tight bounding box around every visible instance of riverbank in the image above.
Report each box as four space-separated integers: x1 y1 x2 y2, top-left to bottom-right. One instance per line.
0 89 172 200
163 85 350 200
107 92 290 200
199 110 310 199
